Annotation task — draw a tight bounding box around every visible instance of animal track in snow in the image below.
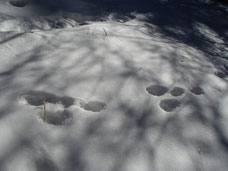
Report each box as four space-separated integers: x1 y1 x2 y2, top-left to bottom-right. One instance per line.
21 91 75 126
146 85 169 96
159 99 181 112
146 84 206 112
22 90 75 108
21 90 107 112
80 101 107 112
38 110 73 126
191 87 205 95
9 1 28 7
170 87 185 97
21 90 107 126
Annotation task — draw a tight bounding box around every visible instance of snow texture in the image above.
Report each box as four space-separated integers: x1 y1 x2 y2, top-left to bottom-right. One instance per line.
0 0 228 171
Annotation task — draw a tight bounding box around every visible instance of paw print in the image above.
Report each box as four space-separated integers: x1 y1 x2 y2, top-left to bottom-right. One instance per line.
21 90 107 126
146 85 205 112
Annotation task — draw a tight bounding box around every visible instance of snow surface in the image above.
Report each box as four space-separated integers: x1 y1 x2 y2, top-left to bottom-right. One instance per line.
0 0 228 171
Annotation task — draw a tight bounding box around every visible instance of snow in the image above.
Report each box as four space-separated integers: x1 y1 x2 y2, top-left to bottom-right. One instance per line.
0 0 228 171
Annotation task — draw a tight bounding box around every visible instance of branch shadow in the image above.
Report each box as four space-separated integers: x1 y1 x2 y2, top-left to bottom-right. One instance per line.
0 2 228 169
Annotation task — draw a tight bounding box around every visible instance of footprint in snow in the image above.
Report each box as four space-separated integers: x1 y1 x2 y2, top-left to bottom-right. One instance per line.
145 85 184 112
146 85 169 96
21 90 107 112
9 1 28 7
80 101 107 112
159 99 181 112
20 90 107 126
146 84 206 111
170 87 185 97
38 110 73 126
191 87 205 95
21 90 75 108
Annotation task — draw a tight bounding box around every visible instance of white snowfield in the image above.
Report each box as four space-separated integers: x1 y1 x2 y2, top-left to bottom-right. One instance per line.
0 0 228 171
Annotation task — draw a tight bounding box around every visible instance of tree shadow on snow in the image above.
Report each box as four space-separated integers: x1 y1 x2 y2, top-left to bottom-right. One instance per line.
0 1 228 170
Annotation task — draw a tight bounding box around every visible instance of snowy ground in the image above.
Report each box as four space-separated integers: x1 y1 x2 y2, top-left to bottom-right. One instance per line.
0 0 228 171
